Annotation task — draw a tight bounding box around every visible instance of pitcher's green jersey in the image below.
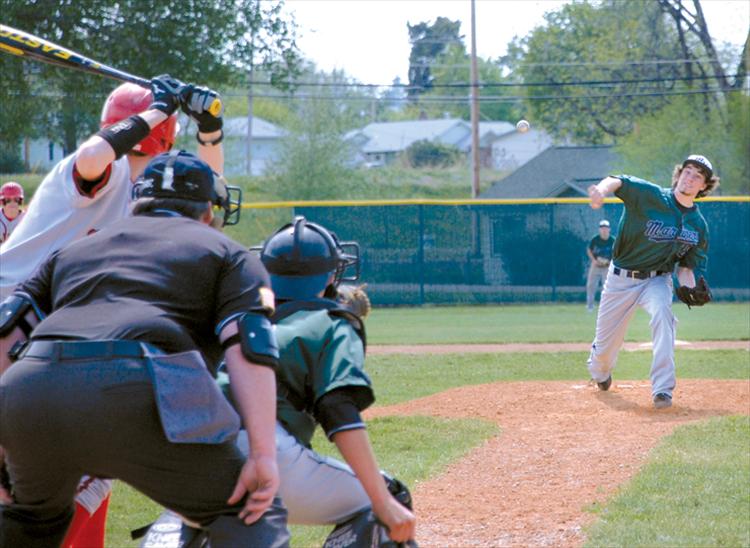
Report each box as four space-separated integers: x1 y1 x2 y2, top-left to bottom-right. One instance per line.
612 175 709 273
274 308 374 448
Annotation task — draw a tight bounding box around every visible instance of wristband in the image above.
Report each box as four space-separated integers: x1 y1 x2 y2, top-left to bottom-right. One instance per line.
96 115 150 159
196 129 224 147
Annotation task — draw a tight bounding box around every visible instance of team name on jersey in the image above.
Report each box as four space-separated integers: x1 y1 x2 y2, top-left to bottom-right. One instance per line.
644 220 699 245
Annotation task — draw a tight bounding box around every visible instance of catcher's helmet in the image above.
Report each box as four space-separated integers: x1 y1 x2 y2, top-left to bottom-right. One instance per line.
0 182 24 202
260 216 360 300
100 83 178 156
134 150 241 226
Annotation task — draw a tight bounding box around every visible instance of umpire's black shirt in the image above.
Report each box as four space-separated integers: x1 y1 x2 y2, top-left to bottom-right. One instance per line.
19 212 271 373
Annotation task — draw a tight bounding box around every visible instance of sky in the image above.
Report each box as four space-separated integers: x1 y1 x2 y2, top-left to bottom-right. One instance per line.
283 0 750 85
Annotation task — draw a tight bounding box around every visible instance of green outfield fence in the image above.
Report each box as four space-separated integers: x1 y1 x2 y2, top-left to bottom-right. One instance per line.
244 197 750 306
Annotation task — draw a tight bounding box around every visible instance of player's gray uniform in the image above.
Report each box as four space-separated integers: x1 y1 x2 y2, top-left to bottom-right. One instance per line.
587 175 709 398
586 234 614 311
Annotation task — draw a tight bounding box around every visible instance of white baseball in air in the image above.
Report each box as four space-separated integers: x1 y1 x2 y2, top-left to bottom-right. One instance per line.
516 119 530 133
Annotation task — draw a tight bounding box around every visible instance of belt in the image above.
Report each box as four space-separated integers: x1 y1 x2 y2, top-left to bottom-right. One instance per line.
612 267 668 280
21 339 155 361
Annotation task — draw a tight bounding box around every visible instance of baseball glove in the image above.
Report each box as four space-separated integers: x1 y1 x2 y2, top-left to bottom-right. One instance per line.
337 284 372 319
675 276 712 309
595 257 611 268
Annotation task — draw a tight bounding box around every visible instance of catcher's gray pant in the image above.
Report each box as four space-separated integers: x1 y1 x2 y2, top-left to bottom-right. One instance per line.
237 423 371 525
0 353 289 548
586 263 609 310
587 265 677 397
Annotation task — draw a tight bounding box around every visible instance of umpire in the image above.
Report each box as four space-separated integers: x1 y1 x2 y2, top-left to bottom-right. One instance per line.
0 150 288 547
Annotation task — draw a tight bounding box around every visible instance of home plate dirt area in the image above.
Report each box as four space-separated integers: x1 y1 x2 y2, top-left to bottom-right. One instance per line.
365 365 749 547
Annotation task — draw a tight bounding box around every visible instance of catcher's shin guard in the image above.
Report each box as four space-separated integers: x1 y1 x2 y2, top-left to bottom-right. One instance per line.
322 474 417 548
323 509 418 548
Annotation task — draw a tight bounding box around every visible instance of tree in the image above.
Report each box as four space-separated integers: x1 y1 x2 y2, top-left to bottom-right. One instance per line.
405 139 460 168
507 0 747 146
407 17 463 99
657 0 748 99
223 0 301 174
0 0 299 155
269 95 365 200
413 44 521 122
508 0 684 144
617 94 750 195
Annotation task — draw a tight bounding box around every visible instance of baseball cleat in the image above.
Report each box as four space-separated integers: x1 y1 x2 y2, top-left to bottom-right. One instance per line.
653 393 672 409
597 376 612 391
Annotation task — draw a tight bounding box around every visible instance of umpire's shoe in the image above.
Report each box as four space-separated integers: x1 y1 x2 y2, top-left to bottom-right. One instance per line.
596 376 612 391
653 393 672 409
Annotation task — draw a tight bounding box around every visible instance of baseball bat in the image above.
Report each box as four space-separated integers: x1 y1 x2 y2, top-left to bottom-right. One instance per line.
0 24 222 117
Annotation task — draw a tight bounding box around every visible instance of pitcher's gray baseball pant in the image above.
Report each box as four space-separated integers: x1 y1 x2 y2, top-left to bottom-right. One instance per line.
587 266 677 397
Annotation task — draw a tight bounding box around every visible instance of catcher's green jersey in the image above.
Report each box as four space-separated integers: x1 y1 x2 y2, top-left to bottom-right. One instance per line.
611 175 709 272
275 308 374 448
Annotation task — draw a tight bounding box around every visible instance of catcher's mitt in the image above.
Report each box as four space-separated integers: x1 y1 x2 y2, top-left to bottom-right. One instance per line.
337 284 372 319
675 276 712 309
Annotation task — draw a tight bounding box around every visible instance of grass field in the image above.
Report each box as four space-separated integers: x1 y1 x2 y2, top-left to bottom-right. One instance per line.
366 302 750 344
584 416 750 548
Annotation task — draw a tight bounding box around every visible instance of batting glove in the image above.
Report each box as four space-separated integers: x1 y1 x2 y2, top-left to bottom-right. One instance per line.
149 74 184 116
180 84 223 133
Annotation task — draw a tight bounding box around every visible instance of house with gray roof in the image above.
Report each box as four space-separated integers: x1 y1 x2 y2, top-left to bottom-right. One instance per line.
346 118 544 168
345 118 470 167
221 115 286 176
480 145 622 199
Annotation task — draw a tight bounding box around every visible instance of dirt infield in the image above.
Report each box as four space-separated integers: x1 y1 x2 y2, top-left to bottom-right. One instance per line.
365 340 750 547
369 339 750 355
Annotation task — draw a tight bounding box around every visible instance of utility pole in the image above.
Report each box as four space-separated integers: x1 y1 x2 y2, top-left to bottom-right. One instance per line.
245 35 255 176
469 0 481 198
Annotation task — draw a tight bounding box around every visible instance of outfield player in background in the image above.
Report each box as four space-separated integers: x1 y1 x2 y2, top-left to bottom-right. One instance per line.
0 75 226 548
585 219 614 312
0 75 225 298
0 182 25 244
0 151 287 547
587 155 718 409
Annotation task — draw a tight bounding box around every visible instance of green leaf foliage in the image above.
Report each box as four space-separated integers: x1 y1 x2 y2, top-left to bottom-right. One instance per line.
510 0 683 144
404 139 460 168
617 94 750 194
0 0 299 152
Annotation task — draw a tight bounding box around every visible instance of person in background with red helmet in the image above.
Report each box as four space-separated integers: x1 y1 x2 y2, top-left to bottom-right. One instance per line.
0 75 225 548
0 74 225 297
0 182 25 244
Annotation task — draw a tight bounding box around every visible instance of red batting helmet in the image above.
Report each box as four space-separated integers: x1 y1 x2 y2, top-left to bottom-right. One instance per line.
1 181 24 202
100 83 178 156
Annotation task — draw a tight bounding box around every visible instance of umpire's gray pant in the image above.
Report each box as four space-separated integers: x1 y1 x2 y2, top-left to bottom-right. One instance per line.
0 353 288 548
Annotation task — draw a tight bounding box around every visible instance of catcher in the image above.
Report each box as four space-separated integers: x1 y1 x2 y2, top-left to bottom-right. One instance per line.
585 219 614 312
587 154 718 409
258 217 415 546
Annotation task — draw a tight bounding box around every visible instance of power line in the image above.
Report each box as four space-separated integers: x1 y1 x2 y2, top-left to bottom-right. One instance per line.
244 72 742 90
215 86 741 103
5 84 739 103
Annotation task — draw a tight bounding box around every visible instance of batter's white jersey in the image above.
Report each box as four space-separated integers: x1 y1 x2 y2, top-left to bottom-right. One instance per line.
0 210 25 244
0 154 133 291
